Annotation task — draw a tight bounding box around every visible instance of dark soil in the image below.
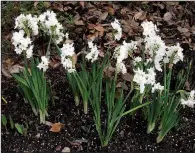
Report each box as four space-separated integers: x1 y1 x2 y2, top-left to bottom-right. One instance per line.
1 67 195 152
1 1 195 153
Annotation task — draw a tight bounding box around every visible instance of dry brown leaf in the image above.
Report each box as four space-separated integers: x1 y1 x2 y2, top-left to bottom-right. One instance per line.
99 12 108 21
122 73 133 82
1 65 12 78
185 81 190 91
49 59 60 69
163 12 172 22
79 1 85 8
34 2 39 8
74 20 85 26
155 3 165 9
87 31 99 40
134 11 143 20
166 2 179 6
49 122 65 133
116 82 128 90
134 11 147 21
9 64 24 74
177 27 189 33
98 50 104 57
62 147 70 153
52 2 64 11
44 2 50 8
106 6 115 15
72 54 78 65
103 66 115 77
94 25 104 33
88 24 96 30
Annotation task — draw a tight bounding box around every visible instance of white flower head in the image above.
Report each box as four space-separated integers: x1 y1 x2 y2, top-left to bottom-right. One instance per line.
181 90 195 108
152 82 164 93
111 19 122 41
12 30 34 58
86 41 99 63
133 67 156 93
144 34 166 71
116 62 127 74
37 56 49 72
65 33 69 39
133 68 147 93
164 43 184 64
60 43 76 73
26 45 33 59
39 11 64 44
134 56 142 65
15 14 39 36
146 67 156 85
141 20 159 37
114 41 137 62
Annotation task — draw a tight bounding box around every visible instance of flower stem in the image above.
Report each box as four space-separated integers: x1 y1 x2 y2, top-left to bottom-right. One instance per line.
83 101 88 114
74 96 79 106
147 122 155 134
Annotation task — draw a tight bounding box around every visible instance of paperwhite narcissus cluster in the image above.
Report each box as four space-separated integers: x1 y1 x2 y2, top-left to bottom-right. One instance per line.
12 30 33 58
133 68 156 93
114 41 137 74
181 90 195 108
60 43 76 73
164 43 184 64
39 11 64 44
142 21 166 72
141 21 184 72
37 56 49 72
15 14 39 36
86 41 99 63
111 19 122 41
12 13 185 96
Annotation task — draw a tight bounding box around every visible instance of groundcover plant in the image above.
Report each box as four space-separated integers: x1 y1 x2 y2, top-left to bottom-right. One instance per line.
3 5 195 150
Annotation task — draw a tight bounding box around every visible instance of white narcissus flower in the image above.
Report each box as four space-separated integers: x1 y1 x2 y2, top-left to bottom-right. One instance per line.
60 43 76 73
146 67 156 85
114 41 137 62
181 90 195 108
111 19 122 41
26 45 33 59
144 33 166 72
164 43 184 64
114 41 137 74
37 56 49 72
39 11 64 44
15 14 39 35
134 56 142 65
133 67 156 93
152 82 164 93
12 30 34 58
65 33 69 39
133 68 147 93
141 20 159 37
116 62 127 74
86 41 99 63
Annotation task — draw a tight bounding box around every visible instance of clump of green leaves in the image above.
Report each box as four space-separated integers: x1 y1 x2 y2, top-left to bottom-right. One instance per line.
13 58 50 124
145 60 192 143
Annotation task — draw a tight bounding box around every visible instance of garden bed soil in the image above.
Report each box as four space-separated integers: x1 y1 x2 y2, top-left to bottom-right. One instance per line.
1 68 195 153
